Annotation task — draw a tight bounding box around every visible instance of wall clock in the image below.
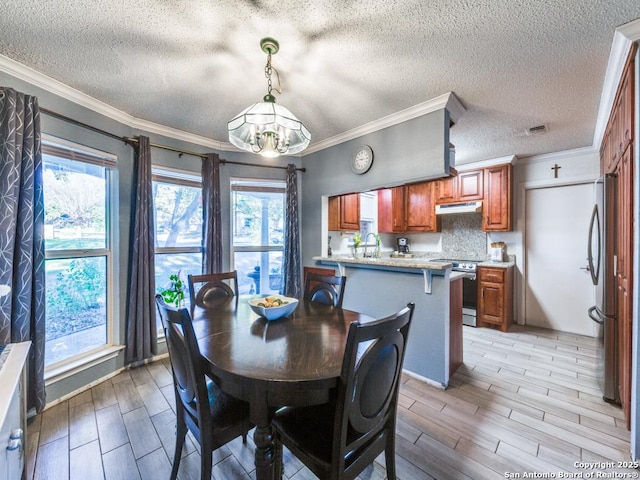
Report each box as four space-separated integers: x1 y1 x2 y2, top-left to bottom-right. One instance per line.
351 145 374 175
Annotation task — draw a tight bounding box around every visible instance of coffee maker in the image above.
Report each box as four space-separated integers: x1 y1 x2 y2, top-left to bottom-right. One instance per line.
397 237 410 254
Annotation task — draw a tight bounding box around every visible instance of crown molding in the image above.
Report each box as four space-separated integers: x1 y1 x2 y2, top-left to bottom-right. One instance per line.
593 18 640 149
455 155 518 171
517 145 598 165
302 92 465 156
0 54 234 151
0 54 467 158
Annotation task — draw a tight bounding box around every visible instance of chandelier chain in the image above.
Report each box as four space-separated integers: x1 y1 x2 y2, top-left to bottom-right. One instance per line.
264 52 282 96
265 53 273 96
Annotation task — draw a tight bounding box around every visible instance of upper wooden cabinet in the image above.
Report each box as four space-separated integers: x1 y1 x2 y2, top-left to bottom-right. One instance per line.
435 170 484 204
458 170 484 201
434 176 457 204
405 182 440 232
602 51 635 174
483 164 511 231
378 182 439 233
328 193 360 231
377 187 405 233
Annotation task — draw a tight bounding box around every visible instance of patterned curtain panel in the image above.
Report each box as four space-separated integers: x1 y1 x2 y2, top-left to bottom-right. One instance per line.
281 164 302 298
0 87 46 412
125 136 157 363
202 153 222 274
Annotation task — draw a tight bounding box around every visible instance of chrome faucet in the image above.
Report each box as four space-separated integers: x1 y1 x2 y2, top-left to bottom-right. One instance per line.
363 232 378 258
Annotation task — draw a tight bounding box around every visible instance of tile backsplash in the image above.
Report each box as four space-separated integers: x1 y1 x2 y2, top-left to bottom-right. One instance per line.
440 213 487 260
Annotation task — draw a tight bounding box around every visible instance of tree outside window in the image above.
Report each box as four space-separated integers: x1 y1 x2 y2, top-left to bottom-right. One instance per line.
152 169 203 329
231 180 285 295
42 143 114 366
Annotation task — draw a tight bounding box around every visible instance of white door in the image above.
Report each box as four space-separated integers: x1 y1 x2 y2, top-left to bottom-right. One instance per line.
525 183 596 336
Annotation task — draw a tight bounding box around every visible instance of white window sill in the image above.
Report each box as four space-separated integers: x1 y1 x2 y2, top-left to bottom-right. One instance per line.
44 345 125 385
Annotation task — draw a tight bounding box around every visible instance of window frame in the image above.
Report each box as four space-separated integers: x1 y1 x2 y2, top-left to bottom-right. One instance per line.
41 135 118 375
152 167 203 258
152 166 203 333
230 178 286 294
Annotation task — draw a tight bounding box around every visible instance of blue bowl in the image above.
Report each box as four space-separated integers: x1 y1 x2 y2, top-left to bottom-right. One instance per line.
249 296 299 321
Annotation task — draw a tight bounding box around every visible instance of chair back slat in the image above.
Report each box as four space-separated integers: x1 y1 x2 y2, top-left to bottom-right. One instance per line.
188 271 239 310
337 303 414 454
303 273 347 308
155 295 209 422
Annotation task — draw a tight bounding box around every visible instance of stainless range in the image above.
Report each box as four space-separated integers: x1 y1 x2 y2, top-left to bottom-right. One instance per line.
433 259 479 327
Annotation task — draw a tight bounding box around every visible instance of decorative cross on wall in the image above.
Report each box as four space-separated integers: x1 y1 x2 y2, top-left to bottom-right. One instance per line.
551 163 562 178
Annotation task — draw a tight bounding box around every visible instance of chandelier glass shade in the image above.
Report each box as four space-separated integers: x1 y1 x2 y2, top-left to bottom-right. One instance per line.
227 38 311 157
227 98 311 157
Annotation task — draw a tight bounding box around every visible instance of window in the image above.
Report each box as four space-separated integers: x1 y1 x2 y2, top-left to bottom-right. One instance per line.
153 168 203 318
42 139 116 367
231 179 285 295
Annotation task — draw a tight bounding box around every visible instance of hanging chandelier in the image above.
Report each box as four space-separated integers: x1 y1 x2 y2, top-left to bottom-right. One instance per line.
227 38 311 158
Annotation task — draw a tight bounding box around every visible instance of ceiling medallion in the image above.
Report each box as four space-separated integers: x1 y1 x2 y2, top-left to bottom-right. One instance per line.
227 38 311 158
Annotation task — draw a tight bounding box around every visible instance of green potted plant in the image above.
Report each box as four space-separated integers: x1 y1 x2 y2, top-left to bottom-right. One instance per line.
352 232 362 258
161 272 185 308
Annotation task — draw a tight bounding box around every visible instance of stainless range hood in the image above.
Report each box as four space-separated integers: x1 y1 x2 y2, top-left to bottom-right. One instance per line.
435 201 483 215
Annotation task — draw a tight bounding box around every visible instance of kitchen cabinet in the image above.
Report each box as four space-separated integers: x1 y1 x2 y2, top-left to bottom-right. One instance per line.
434 169 484 204
598 44 635 428
328 193 360 231
378 182 439 233
458 170 484 201
377 187 405 232
617 146 633 427
434 176 457 204
449 276 463 377
477 266 513 332
603 50 634 174
482 164 511 231
405 182 439 232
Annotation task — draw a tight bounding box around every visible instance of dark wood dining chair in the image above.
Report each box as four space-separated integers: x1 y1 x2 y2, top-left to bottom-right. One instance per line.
154 295 252 480
188 271 239 310
303 273 347 308
272 302 415 480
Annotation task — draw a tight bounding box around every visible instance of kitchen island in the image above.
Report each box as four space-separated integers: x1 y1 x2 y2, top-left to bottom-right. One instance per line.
311 255 461 387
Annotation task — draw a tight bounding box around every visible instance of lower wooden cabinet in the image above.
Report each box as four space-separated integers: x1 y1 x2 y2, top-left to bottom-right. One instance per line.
477 266 513 332
449 276 463 377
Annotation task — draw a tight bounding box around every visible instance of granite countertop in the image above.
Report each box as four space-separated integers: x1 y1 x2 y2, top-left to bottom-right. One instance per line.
313 255 516 270
312 255 452 270
477 260 516 268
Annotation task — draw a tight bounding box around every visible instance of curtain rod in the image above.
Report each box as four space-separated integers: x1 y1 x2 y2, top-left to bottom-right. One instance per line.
220 159 306 172
40 107 129 143
40 107 305 172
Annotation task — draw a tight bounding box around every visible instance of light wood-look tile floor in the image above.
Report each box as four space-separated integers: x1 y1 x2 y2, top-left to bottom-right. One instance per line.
27 325 638 480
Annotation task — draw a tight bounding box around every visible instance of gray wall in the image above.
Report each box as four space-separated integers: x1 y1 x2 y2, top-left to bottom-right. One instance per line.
339 266 451 386
300 108 451 266
1 69 448 402
0 71 301 404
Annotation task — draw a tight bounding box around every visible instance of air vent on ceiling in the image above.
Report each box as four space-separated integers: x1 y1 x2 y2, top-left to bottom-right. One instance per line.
525 124 548 136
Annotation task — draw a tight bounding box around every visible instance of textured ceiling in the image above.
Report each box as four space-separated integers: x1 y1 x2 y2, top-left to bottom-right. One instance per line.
1 1 640 163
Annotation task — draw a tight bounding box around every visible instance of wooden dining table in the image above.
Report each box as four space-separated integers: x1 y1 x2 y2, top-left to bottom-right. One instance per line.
191 294 374 480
